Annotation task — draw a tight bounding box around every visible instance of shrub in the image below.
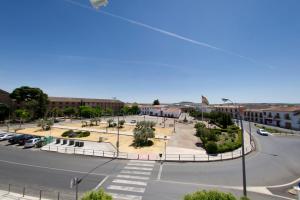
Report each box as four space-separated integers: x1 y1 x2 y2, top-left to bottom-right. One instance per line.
133 121 155 147
81 189 112 200
78 131 90 138
206 141 218 154
62 130 73 137
194 122 206 129
184 190 237 200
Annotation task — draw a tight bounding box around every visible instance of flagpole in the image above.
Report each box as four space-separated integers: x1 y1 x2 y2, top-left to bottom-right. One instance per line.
201 96 204 122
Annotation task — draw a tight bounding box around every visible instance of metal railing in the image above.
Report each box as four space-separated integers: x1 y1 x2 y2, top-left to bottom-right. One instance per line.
43 143 254 162
0 183 74 200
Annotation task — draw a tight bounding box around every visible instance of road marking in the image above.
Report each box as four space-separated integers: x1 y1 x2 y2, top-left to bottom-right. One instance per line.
0 159 105 176
127 163 154 167
107 185 145 193
121 170 151 176
129 160 155 164
113 179 147 186
117 175 149 180
124 166 153 171
94 176 109 190
157 163 163 180
109 193 142 200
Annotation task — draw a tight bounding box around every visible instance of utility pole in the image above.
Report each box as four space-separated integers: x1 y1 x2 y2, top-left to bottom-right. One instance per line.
117 115 120 157
222 98 247 197
173 118 176 133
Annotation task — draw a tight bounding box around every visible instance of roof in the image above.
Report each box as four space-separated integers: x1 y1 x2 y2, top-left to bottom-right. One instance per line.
262 106 300 113
49 96 123 103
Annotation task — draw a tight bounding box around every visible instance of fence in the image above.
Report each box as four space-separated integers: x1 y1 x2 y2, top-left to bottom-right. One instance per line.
0 183 75 200
43 142 254 162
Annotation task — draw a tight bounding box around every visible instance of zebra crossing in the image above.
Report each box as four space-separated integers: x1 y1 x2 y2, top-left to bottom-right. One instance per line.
106 160 155 200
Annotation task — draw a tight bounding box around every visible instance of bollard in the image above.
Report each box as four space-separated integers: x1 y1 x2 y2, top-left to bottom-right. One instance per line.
8 184 11 193
138 154 139 160
193 155 195 161
179 154 180 161
208 155 210 161
103 151 104 157
74 148 76 154
221 153 223 160
65 147 67 153
39 190 42 200
232 151 233 159
58 192 60 200
93 150 94 156
113 152 115 158
23 187 25 197
83 149 85 155
57 146 58 152
148 154 149 160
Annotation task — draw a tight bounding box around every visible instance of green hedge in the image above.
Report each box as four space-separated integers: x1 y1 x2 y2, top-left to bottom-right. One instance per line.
61 130 90 138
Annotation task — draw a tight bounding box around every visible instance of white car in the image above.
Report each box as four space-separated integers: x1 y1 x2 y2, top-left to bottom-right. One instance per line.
24 138 41 148
257 129 269 136
0 133 15 141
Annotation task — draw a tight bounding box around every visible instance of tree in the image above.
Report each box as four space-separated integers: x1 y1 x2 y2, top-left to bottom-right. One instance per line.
10 86 49 119
81 189 112 200
0 103 9 121
49 107 63 118
37 119 54 131
121 105 130 115
153 99 160 105
130 103 140 114
133 121 155 147
63 107 76 118
79 106 96 118
118 119 125 128
15 109 30 128
105 108 113 116
184 190 237 200
107 119 114 127
94 107 103 117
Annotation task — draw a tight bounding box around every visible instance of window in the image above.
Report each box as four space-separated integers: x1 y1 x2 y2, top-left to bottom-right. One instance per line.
285 113 291 120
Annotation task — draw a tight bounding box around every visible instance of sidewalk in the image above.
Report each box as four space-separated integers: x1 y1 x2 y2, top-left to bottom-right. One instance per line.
0 190 50 200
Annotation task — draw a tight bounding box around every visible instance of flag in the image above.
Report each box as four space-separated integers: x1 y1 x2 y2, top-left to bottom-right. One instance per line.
90 0 108 9
201 96 209 106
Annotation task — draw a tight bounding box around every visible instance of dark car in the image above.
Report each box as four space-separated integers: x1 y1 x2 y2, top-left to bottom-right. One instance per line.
8 134 24 144
18 135 34 145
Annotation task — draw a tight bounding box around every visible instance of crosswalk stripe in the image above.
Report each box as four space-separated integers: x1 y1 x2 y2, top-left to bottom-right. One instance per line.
117 175 149 180
107 185 145 193
129 160 155 164
109 193 143 200
127 163 154 167
124 166 153 171
121 170 151 176
113 179 147 186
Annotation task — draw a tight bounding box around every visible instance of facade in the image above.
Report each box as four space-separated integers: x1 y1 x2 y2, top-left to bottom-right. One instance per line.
48 97 124 112
215 105 300 130
0 89 12 106
139 105 182 118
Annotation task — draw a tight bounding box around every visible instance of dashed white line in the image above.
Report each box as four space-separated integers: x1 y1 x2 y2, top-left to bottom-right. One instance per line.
113 179 147 186
107 185 145 193
94 176 109 190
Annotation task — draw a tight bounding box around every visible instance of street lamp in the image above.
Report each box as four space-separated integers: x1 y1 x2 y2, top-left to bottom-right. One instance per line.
222 98 247 197
164 136 167 161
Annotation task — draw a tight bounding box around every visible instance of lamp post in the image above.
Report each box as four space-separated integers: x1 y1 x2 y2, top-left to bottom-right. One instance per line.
164 136 167 161
222 98 247 197
116 115 120 158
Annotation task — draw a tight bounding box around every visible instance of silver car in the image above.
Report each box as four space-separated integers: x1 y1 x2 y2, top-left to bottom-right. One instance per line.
257 129 269 136
24 138 41 148
0 133 15 141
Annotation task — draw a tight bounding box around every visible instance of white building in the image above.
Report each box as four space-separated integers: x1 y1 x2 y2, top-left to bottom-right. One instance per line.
139 105 182 118
216 105 300 130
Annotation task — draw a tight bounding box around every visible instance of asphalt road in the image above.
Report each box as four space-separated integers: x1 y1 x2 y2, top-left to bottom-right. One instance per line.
0 121 299 200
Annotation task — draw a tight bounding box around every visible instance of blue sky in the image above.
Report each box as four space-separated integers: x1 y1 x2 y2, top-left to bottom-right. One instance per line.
0 0 299 104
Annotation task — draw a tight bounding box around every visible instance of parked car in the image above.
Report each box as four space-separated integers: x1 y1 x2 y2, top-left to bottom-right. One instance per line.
0 133 15 141
18 135 34 145
24 138 41 148
257 129 269 136
130 120 137 124
8 134 24 144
